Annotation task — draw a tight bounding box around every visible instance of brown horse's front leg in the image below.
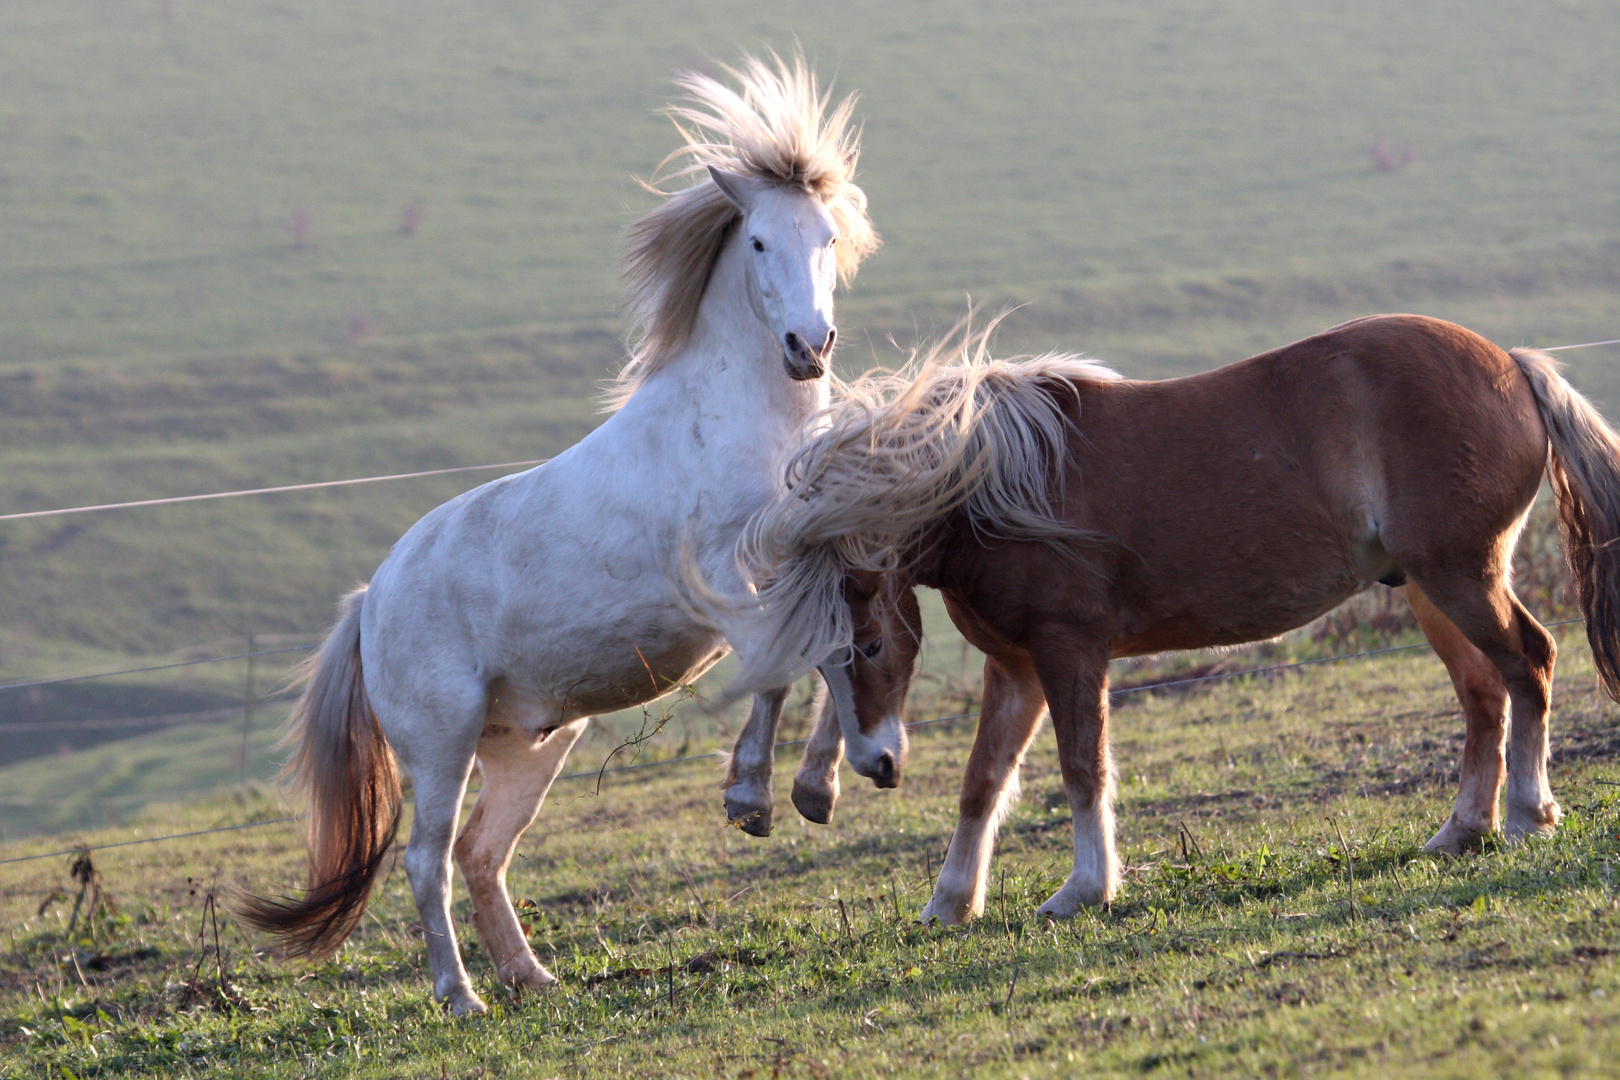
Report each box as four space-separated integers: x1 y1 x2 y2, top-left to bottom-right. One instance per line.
1033 641 1118 917
790 677 842 824
921 652 1046 924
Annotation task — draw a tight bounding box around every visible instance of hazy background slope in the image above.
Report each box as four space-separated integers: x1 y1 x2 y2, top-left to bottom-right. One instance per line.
0 0 1614 836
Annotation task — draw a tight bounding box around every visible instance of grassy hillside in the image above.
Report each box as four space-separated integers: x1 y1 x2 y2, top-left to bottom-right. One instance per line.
3 630 1619 1077
1 0 1613 362
0 0 1615 817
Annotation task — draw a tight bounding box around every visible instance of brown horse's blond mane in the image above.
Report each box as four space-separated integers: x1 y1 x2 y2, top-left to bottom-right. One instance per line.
611 52 880 409
718 319 1120 699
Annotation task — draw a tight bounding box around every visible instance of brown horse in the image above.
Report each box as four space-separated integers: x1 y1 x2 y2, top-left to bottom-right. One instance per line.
720 314 1620 923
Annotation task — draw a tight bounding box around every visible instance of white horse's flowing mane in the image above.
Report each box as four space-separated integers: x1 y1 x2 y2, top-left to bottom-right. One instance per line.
613 52 880 406
714 318 1121 700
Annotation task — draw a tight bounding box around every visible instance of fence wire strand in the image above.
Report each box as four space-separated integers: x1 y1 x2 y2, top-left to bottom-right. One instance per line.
2 618 1588 866
0 459 547 524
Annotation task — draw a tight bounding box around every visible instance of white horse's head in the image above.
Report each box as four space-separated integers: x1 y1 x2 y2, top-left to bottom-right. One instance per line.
612 52 878 407
709 166 839 381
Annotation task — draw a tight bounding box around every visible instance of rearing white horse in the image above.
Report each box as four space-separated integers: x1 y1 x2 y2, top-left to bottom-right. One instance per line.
240 54 878 1016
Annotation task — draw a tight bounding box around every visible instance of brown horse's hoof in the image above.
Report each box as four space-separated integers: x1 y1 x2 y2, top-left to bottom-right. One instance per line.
791 775 837 824
1503 800 1560 842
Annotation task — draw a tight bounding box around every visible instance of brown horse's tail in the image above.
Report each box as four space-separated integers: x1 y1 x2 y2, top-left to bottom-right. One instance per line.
235 585 402 958
1512 347 1620 700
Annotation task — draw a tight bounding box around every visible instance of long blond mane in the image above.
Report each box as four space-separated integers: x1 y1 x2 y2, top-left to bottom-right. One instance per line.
612 52 880 408
717 319 1120 700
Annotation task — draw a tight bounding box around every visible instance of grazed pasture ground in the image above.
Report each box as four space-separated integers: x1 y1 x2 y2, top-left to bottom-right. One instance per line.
4 624 1619 1077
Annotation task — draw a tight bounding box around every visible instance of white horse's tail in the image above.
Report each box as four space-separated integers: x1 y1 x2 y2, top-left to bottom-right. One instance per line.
236 586 402 958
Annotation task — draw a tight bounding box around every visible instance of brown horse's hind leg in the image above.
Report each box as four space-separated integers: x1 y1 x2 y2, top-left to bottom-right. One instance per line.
921 652 1046 924
454 716 588 991
1405 583 1510 852
1405 576 1559 843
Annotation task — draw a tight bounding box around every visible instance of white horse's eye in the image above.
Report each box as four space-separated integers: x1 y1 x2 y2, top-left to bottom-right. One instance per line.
828 235 838 247
751 237 765 252
859 637 883 659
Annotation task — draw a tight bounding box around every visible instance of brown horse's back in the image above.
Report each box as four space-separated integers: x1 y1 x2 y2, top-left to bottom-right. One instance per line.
951 315 1546 657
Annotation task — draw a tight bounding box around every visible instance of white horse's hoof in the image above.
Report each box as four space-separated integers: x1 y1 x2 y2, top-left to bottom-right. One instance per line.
724 792 774 837
499 958 559 991
1424 815 1491 855
443 986 488 1016
790 775 838 825
917 896 976 926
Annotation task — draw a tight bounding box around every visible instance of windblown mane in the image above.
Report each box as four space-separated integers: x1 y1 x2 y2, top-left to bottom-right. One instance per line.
714 319 1120 700
612 52 880 408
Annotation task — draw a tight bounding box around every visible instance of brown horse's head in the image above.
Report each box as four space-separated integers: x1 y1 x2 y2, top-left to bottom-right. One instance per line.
817 571 923 788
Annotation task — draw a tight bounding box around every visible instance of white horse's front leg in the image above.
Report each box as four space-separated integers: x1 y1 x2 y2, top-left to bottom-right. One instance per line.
723 689 788 836
791 678 842 824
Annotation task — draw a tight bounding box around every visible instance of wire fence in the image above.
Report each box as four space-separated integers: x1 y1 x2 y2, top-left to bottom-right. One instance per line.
0 618 1591 866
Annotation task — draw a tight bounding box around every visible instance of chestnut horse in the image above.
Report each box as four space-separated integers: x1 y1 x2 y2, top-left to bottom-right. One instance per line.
721 314 1620 923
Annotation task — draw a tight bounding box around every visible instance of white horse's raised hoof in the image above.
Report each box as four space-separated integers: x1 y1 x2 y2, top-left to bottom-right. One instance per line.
724 795 774 837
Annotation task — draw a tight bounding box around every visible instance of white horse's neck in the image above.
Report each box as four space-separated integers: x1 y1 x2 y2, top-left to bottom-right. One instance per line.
629 229 828 429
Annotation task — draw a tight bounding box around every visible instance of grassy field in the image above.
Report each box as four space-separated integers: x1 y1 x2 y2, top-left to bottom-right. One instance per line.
3 624 1619 1077
0 3 1616 830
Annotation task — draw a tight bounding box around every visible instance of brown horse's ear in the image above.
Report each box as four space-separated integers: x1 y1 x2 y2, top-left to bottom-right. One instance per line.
707 166 766 213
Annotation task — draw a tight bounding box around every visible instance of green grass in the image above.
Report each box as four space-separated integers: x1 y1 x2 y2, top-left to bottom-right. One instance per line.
4 625 1620 1077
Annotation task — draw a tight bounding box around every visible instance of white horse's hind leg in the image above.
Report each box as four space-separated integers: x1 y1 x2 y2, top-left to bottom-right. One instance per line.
454 715 588 991
397 732 484 1015
723 690 788 836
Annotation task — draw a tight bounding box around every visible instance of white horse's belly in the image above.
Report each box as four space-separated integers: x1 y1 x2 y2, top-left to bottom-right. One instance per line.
361 442 752 731
497 598 729 719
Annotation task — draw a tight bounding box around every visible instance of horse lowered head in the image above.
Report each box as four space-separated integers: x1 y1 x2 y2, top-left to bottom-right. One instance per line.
803 573 922 796
708 166 840 381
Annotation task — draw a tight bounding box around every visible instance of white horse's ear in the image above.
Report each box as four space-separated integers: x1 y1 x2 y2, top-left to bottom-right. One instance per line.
707 166 762 212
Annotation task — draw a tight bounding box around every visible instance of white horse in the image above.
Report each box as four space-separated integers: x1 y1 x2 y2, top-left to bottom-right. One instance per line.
240 54 878 1016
